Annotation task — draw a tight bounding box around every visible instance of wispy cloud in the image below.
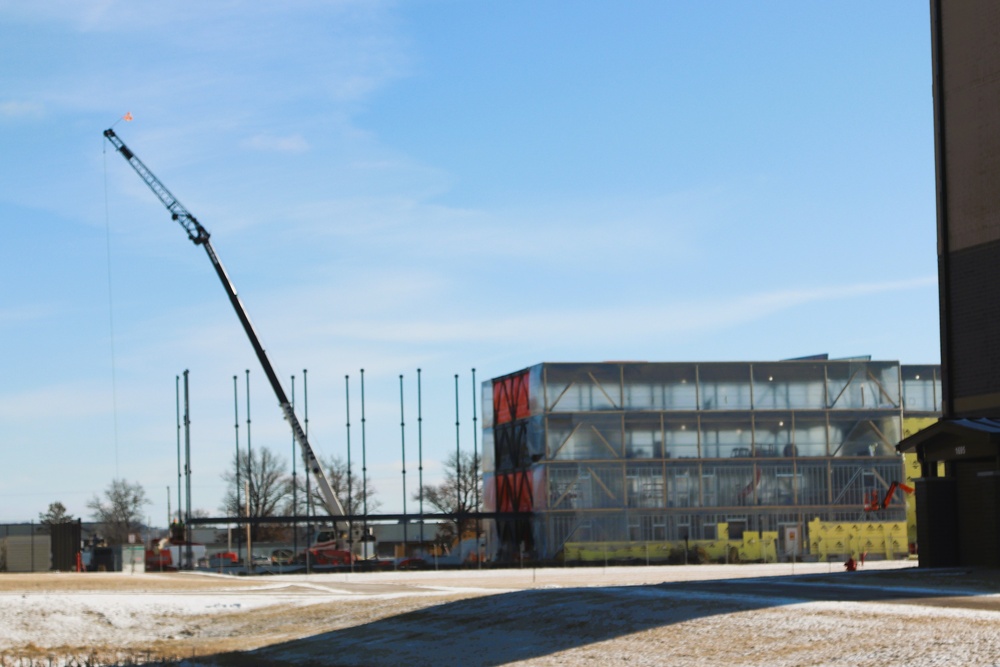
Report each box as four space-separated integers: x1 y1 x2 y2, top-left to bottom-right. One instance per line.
0 100 43 118
241 133 310 154
276 189 708 268
0 382 111 420
309 276 938 345
0 304 56 327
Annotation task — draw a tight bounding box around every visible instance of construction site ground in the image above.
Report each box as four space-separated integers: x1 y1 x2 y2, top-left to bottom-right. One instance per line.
3 560 1000 666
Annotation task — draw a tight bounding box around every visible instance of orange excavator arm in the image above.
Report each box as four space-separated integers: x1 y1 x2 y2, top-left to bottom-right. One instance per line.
880 481 914 510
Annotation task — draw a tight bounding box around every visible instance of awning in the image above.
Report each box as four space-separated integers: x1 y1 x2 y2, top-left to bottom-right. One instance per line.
897 417 1000 461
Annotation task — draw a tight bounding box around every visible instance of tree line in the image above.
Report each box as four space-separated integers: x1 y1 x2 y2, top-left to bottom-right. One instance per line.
219 448 380 541
40 447 482 547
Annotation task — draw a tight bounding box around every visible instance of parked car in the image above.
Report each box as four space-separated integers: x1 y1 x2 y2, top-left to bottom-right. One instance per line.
394 557 427 570
207 551 239 568
270 548 295 565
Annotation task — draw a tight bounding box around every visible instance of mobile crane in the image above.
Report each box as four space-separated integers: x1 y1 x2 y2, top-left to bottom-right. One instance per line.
103 128 347 523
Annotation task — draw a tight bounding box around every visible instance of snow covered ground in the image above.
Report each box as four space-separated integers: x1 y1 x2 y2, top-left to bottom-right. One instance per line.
3 561 1000 665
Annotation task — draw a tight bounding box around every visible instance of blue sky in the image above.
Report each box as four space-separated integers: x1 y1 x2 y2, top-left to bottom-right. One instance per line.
0 2 937 525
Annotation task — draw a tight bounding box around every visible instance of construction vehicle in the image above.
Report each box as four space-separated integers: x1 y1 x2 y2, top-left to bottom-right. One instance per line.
103 128 347 526
864 481 914 512
145 535 207 571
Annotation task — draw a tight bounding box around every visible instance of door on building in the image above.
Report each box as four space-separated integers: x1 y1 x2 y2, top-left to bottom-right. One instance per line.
781 524 801 560
955 460 1000 568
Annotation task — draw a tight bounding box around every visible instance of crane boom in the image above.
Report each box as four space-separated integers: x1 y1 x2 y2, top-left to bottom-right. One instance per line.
103 128 346 520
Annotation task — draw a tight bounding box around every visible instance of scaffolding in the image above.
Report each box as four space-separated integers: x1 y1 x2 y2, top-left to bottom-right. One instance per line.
483 359 941 562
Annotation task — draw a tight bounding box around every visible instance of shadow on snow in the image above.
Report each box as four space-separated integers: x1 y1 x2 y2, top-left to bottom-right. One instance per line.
197 568 984 667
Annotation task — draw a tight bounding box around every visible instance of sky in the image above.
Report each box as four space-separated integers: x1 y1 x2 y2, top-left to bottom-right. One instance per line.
0 2 938 526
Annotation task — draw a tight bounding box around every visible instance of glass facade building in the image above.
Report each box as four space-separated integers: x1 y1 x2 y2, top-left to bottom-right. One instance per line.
483 358 941 561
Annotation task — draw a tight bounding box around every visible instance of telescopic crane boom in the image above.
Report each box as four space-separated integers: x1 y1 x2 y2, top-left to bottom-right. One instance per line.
103 128 346 520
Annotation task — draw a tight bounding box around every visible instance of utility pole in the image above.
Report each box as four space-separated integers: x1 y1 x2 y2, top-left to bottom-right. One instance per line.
400 374 408 556
291 374 297 557
361 369 368 555
418 369 424 548
183 369 192 570
455 374 461 548
345 374 352 564
233 374 241 560
175 376 181 523
245 369 252 542
472 368 480 566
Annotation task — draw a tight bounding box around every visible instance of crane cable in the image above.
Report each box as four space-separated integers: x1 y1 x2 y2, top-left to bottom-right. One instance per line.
102 137 121 479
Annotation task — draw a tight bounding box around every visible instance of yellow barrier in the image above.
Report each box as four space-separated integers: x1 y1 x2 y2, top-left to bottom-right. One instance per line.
902 418 935 546
563 526 778 564
807 518 907 561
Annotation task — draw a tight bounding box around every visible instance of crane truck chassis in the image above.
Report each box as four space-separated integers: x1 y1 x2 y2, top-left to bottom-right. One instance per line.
103 128 347 527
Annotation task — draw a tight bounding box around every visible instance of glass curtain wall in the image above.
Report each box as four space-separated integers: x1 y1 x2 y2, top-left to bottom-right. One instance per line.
489 360 939 559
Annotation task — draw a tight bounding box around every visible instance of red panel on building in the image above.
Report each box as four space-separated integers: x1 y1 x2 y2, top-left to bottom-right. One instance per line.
493 370 531 424
497 470 534 513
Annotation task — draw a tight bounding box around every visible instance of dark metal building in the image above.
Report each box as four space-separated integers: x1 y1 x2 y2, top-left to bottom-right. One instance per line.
897 1 1000 568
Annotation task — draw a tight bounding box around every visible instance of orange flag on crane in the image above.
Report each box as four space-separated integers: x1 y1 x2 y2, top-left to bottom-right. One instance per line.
123 112 133 122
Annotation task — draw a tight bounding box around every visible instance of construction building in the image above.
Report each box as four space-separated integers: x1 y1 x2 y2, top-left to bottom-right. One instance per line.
483 357 940 562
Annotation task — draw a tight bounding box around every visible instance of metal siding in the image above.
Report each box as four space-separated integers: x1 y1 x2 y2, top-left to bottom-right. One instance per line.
915 477 959 567
946 241 1000 413
3 535 51 572
976 473 1000 568
940 1 1000 252
955 460 995 566
936 0 1000 414
50 521 82 572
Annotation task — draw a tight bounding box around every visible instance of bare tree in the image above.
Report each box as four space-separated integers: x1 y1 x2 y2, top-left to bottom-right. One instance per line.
220 447 292 541
290 453 381 518
415 449 481 547
87 479 150 545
